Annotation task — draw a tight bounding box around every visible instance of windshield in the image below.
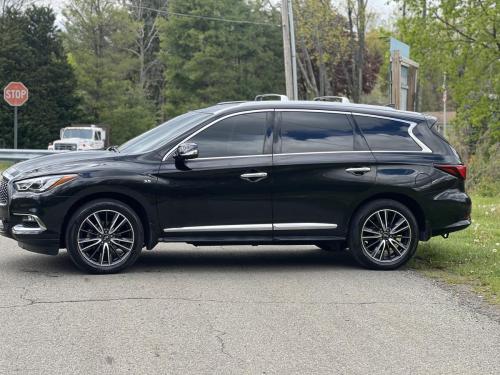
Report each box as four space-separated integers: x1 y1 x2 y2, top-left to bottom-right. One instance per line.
118 111 213 154
63 129 93 139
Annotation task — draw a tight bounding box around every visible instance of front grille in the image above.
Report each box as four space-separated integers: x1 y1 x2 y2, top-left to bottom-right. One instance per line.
54 143 77 151
0 177 9 205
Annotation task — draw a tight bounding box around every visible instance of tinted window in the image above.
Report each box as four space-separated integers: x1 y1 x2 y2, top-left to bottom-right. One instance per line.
190 112 268 158
280 112 354 153
354 115 420 151
118 111 211 154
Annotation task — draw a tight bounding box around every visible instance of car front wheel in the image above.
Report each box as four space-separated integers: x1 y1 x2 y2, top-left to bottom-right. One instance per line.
349 199 418 270
66 199 144 274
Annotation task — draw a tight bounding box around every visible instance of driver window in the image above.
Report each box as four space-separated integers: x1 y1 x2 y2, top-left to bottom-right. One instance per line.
189 112 268 158
95 132 101 141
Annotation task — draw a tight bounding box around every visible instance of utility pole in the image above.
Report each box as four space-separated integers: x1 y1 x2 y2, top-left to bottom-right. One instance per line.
281 0 293 99
288 0 298 100
443 72 447 137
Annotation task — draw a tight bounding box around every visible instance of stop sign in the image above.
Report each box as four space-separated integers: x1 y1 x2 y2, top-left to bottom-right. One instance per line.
3 82 29 107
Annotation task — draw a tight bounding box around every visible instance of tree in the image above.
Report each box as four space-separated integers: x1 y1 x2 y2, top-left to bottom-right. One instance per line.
0 5 79 148
159 0 285 116
394 0 499 146
64 0 157 145
394 0 499 193
294 0 381 101
124 0 167 118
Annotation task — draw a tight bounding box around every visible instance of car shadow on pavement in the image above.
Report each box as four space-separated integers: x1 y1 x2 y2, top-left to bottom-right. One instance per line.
4 246 362 275
134 246 361 273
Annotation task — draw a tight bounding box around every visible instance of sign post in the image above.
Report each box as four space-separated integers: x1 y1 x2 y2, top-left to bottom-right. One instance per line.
3 82 29 149
389 38 419 111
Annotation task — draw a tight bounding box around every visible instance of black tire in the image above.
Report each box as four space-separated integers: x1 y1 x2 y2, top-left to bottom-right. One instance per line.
66 199 144 274
316 241 346 252
349 199 418 270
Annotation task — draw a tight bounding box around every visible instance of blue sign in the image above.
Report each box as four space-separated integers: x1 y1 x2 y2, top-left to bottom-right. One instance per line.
390 37 410 58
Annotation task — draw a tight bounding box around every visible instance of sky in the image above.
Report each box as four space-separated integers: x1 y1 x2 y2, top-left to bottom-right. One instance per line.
40 0 397 26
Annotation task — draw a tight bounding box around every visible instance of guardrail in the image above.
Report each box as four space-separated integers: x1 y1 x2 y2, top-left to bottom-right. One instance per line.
0 149 68 162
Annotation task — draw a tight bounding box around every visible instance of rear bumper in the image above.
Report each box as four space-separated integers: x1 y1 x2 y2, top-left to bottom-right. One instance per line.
432 219 471 237
426 189 472 238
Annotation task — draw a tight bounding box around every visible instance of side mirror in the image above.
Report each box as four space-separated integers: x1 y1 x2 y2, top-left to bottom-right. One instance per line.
175 142 199 160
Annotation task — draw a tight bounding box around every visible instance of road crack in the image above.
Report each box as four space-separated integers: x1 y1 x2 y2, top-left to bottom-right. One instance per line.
0 295 449 310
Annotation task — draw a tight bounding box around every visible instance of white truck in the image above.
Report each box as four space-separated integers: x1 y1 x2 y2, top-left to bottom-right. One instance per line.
48 125 108 151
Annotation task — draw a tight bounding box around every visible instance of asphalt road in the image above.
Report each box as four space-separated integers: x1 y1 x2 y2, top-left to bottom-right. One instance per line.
0 236 499 375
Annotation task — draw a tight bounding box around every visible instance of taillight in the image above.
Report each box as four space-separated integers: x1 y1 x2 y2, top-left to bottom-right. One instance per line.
435 164 467 180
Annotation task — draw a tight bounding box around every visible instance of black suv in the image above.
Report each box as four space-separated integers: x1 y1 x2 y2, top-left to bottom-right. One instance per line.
0 100 471 273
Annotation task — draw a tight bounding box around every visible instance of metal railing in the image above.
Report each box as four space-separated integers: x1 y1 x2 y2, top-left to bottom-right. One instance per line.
0 149 68 162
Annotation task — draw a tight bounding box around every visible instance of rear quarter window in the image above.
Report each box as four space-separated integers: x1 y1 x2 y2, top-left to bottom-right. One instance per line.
354 115 421 151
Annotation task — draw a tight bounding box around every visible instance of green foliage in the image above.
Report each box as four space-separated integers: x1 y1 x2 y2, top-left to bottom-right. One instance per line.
394 0 499 192
467 134 500 197
0 6 79 148
159 0 285 117
64 0 156 145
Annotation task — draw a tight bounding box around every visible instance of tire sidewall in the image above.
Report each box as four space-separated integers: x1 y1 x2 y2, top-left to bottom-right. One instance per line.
66 199 144 274
349 199 419 270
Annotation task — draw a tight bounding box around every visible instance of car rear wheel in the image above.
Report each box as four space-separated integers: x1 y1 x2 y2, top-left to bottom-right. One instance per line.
66 199 143 274
349 199 418 270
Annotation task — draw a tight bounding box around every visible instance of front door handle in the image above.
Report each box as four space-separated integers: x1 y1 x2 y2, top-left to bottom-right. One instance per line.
345 167 371 175
240 172 268 182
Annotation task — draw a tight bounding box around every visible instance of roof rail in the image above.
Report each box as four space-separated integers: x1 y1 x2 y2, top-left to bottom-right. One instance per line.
255 94 289 101
313 96 350 104
216 101 247 105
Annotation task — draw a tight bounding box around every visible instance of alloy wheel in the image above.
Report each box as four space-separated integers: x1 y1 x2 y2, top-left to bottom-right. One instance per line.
361 209 412 263
77 209 135 267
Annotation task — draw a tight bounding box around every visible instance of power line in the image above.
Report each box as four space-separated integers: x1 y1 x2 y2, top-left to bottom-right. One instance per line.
127 4 280 27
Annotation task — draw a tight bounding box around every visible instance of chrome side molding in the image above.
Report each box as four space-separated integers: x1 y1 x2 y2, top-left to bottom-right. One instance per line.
163 224 273 233
273 223 338 230
163 222 338 233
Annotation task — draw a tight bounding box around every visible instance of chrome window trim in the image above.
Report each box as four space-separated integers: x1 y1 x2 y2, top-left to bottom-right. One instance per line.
276 109 351 115
350 112 432 153
163 108 432 161
192 154 272 162
163 222 338 233
162 109 274 161
277 109 432 154
408 123 432 153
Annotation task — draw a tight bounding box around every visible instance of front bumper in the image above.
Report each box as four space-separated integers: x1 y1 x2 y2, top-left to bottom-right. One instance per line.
0 187 64 256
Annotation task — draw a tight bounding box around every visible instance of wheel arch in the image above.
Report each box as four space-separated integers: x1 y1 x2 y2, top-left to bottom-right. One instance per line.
348 193 429 240
60 192 158 250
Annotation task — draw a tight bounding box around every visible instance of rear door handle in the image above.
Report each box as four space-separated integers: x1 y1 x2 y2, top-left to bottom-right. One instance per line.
345 167 371 175
240 172 268 182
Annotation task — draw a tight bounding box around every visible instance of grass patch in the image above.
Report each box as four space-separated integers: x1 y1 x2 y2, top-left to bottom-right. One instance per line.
0 161 13 172
411 195 500 304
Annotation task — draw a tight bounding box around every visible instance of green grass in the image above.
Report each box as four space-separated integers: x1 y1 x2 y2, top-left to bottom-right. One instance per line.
410 195 500 304
0 161 13 172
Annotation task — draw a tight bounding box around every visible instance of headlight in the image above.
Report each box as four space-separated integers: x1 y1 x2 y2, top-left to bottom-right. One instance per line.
14 174 77 193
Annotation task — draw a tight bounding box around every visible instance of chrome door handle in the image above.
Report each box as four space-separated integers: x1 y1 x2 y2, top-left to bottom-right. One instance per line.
345 167 371 175
240 172 268 182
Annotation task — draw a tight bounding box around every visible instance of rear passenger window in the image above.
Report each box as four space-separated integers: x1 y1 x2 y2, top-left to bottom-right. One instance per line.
354 116 421 151
190 112 268 158
280 112 354 153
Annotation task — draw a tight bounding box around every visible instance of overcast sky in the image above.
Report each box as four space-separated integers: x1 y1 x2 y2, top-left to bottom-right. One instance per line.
40 0 397 27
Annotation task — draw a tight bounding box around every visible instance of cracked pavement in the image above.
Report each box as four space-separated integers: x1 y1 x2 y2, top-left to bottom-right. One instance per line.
0 237 499 374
